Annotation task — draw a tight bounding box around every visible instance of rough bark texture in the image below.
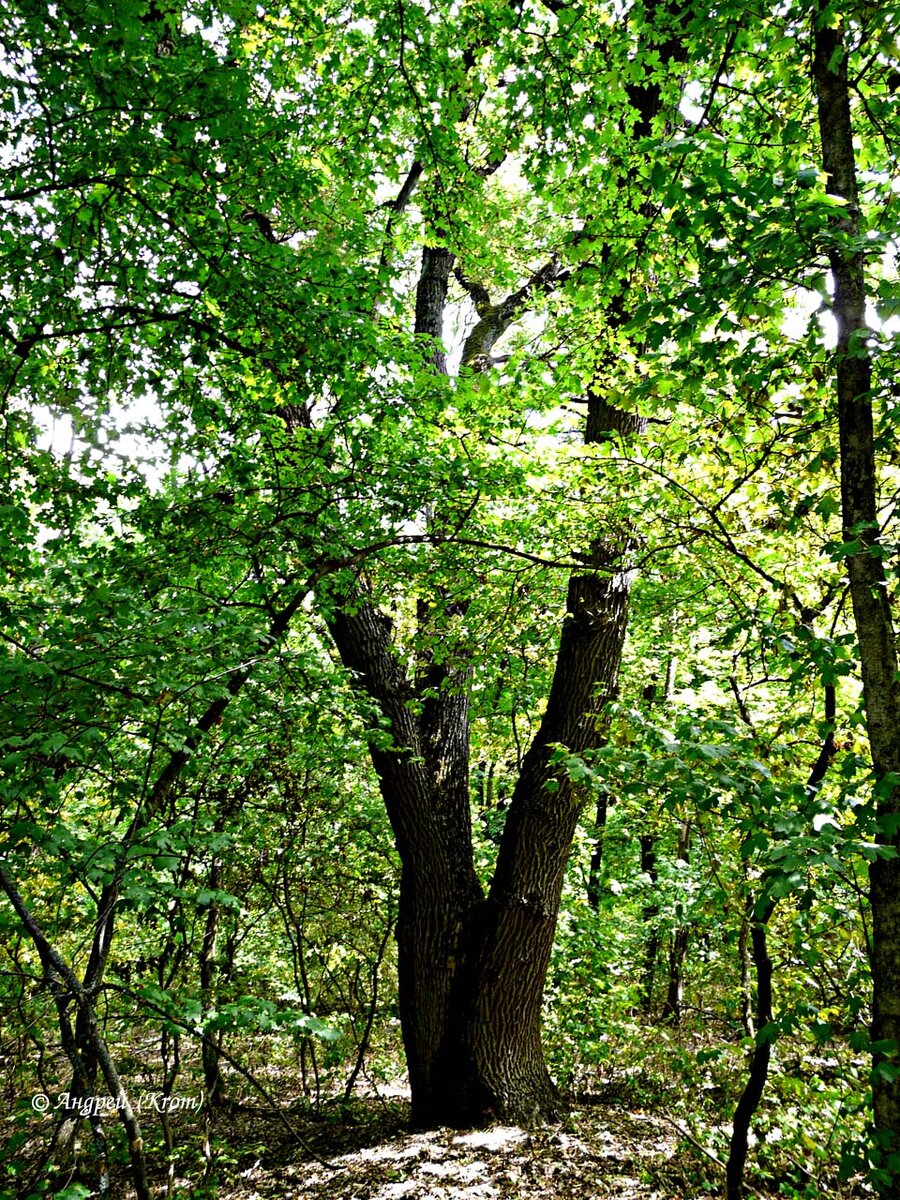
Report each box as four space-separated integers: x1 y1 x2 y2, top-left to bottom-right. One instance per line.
813 15 900 1154
414 244 453 373
319 12 684 1127
458 554 637 1124
327 596 484 1127
331 468 632 1120
326 230 641 1125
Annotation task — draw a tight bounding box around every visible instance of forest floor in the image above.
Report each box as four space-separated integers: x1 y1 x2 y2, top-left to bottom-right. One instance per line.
208 1093 710 1200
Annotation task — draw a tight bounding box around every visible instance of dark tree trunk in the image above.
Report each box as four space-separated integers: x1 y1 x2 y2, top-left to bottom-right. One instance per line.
813 13 900 1156
320 12 685 1126
661 820 691 1025
325 237 641 1125
738 889 755 1037
326 477 638 1125
726 897 775 1200
586 793 609 911
639 834 661 1014
457 554 636 1124
726 686 835 1199
200 862 226 1106
327 593 485 1126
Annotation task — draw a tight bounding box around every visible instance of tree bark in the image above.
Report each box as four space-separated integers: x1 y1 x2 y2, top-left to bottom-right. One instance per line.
639 834 661 1014
327 592 485 1126
586 793 609 911
320 8 685 1126
661 819 691 1025
726 684 835 1199
726 896 775 1200
813 12 900 1157
200 862 226 1106
457 551 636 1124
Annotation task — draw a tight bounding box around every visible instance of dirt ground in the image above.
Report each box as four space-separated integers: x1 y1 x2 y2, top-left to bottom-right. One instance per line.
208 1097 710 1200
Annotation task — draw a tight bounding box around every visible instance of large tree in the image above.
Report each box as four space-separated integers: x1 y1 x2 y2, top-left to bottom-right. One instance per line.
5 0 900 1174
0 0 706 1130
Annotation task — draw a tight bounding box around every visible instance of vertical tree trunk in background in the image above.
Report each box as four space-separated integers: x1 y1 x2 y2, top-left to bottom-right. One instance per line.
725 897 775 1200
813 14 900 1161
638 833 661 1013
726 683 835 1199
738 896 754 1037
586 795 609 911
200 862 225 1106
662 819 691 1024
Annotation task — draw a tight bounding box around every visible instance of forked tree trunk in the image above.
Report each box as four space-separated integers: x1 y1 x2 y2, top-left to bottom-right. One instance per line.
325 247 641 1125
327 522 636 1125
813 13 900 1158
322 6 685 1128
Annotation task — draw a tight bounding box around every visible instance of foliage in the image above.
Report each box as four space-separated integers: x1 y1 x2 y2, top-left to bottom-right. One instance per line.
1 0 899 1193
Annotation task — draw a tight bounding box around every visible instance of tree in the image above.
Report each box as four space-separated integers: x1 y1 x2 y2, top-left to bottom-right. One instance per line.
0 0 707 1132
812 7 900 1180
4 0 900 1185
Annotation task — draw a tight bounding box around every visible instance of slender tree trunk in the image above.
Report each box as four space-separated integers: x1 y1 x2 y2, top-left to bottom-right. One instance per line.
813 13 900 1157
0 866 152 1200
726 897 775 1200
726 685 835 1198
639 834 661 1014
738 892 755 1038
662 819 691 1025
200 862 226 1106
586 793 609 911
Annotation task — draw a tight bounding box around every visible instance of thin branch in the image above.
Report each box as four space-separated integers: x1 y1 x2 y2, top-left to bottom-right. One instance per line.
107 985 340 1171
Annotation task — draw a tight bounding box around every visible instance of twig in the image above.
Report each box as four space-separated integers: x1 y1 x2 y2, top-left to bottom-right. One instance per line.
110 984 341 1171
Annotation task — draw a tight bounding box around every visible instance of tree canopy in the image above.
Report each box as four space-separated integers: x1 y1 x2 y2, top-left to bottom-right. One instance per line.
2 0 900 1196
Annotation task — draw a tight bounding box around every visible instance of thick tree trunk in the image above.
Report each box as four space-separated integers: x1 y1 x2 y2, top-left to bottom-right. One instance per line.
321 10 684 1124
328 563 634 1125
327 594 484 1127
326 241 640 1125
813 14 900 1156
457 553 636 1124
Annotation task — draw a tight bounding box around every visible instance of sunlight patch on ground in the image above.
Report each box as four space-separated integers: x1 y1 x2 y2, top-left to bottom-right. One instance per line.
451 1127 527 1151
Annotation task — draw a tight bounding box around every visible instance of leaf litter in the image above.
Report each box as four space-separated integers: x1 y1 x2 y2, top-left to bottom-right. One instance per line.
213 1098 698 1200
